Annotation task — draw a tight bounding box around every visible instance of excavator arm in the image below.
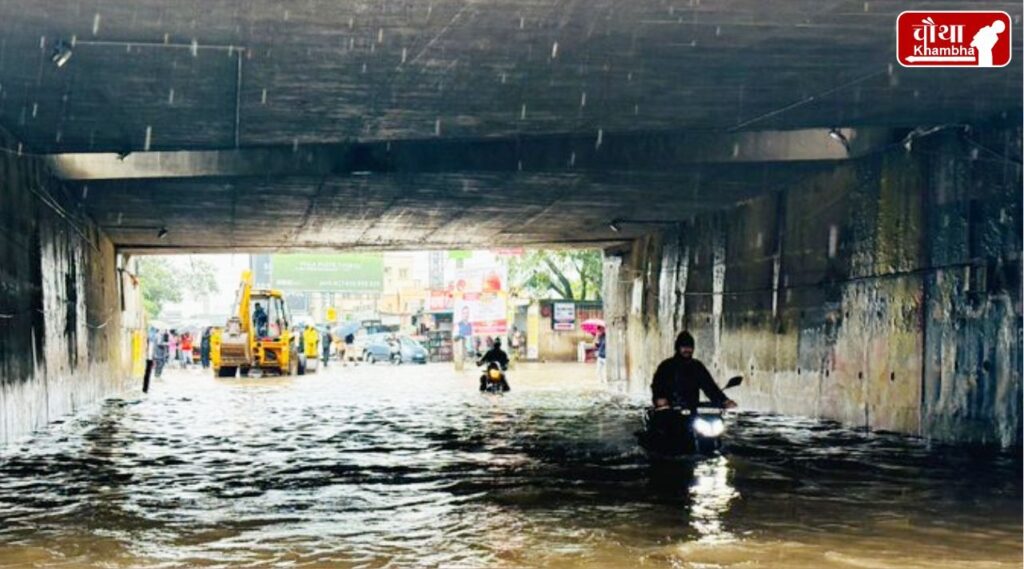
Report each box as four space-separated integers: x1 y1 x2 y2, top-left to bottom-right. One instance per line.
236 270 254 334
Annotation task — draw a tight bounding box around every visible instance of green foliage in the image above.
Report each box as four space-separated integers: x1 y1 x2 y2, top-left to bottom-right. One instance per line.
182 257 219 298
137 256 219 319
508 250 603 300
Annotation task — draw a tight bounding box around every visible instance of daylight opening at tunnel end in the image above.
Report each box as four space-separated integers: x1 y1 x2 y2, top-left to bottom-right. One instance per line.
0 1 1021 567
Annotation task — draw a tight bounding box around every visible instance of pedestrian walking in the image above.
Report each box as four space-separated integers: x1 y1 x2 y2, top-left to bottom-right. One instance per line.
154 331 170 377
147 326 158 360
322 328 333 367
168 331 179 368
200 328 212 369
457 306 473 357
343 333 356 366
181 332 193 368
509 326 521 361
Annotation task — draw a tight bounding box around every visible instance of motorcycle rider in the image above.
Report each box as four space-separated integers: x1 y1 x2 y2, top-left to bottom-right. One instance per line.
477 337 510 392
652 331 737 410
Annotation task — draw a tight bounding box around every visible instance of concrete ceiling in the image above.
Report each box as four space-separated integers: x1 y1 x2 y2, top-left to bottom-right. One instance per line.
82 162 843 252
0 0 1020 251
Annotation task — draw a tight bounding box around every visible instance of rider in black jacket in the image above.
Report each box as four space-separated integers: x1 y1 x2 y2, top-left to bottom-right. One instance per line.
477 338 510 392
651 331 737 410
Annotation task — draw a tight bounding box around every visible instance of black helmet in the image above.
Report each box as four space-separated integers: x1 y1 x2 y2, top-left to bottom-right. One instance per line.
493 337 502 347
675 331 695 350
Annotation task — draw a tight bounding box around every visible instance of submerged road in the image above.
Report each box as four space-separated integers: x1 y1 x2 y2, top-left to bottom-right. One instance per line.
0 362 1019 567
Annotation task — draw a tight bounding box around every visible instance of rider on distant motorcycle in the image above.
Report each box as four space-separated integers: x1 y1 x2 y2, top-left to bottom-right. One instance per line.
652 331 737 411
477 337 510 392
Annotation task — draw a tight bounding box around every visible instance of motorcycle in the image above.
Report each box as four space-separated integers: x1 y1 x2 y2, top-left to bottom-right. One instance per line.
479 362 510 394
636 375 743 458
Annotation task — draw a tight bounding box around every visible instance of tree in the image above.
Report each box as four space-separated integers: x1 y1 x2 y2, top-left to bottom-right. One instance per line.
181 257 219 297
508 250 603 300
136 256 219 319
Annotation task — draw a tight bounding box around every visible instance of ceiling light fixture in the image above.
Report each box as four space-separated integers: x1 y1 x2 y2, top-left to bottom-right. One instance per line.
608 218 684 234
50 40 73 68
828 128 850 151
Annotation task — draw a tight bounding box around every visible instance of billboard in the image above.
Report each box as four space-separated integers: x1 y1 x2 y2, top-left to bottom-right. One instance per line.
251 254 273 288
454 292 508 337
271 254 383 292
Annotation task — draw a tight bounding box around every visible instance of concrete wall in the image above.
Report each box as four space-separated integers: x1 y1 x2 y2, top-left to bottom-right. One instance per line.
606 122 1022 446
0 129 144 445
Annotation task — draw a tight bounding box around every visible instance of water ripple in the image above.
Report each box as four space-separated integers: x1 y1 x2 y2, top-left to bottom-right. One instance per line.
0 363 1019 568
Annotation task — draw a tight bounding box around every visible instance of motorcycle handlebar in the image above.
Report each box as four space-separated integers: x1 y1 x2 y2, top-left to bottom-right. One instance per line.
654 403 729 413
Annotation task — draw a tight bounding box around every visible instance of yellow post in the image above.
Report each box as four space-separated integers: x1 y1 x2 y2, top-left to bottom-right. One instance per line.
131 329 145 376
453 337 465 371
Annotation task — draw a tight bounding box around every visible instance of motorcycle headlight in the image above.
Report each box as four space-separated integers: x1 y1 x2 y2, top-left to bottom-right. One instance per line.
693 417 725 437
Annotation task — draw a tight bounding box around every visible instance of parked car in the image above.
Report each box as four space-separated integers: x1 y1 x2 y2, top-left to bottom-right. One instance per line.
362 334 428 364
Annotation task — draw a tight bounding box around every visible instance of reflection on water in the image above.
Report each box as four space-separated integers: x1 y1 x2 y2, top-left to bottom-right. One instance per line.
0 362 1019 568
690 456 737 544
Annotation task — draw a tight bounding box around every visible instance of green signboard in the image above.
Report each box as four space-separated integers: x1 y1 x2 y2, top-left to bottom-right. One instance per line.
271 254 383 292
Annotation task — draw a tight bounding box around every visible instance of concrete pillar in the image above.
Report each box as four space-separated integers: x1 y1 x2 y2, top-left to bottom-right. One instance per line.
601 253 628 394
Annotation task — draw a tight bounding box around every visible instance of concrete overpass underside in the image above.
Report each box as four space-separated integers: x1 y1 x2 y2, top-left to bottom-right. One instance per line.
0 0 1020 445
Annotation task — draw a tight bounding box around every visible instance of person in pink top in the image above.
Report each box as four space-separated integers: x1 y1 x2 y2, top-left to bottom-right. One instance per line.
167 332 179 368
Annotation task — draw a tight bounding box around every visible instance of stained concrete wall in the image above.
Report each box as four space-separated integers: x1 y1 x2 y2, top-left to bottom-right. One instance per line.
606 122 1022 446
0 128 144 445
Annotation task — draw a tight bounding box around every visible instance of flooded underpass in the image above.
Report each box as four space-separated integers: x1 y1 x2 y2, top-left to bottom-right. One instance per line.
0 363 1019 568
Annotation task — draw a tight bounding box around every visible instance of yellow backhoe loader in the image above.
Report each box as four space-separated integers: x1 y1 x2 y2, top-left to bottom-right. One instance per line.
211 270 300 378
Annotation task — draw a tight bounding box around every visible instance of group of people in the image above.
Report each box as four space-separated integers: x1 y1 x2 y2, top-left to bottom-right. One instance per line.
310 327 359 367
148 327 214 377
149 311 736 411
471 327 738 427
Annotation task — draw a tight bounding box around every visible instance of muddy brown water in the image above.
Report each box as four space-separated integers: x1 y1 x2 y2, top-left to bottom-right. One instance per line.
0 362 1019 567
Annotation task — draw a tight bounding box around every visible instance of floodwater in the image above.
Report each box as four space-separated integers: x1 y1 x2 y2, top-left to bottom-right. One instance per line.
0 362 1019 568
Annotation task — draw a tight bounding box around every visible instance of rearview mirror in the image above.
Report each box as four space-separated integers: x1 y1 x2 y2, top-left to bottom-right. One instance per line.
724 376 743 389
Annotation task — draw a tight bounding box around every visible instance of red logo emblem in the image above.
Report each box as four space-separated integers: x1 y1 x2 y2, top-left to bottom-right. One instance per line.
897 11 1012 67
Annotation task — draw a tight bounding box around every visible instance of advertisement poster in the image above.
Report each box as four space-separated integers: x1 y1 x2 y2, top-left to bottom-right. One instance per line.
428 290 454 312
455 293 508 337
271 254 383 292
452 266 506 294
552 302 576 331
